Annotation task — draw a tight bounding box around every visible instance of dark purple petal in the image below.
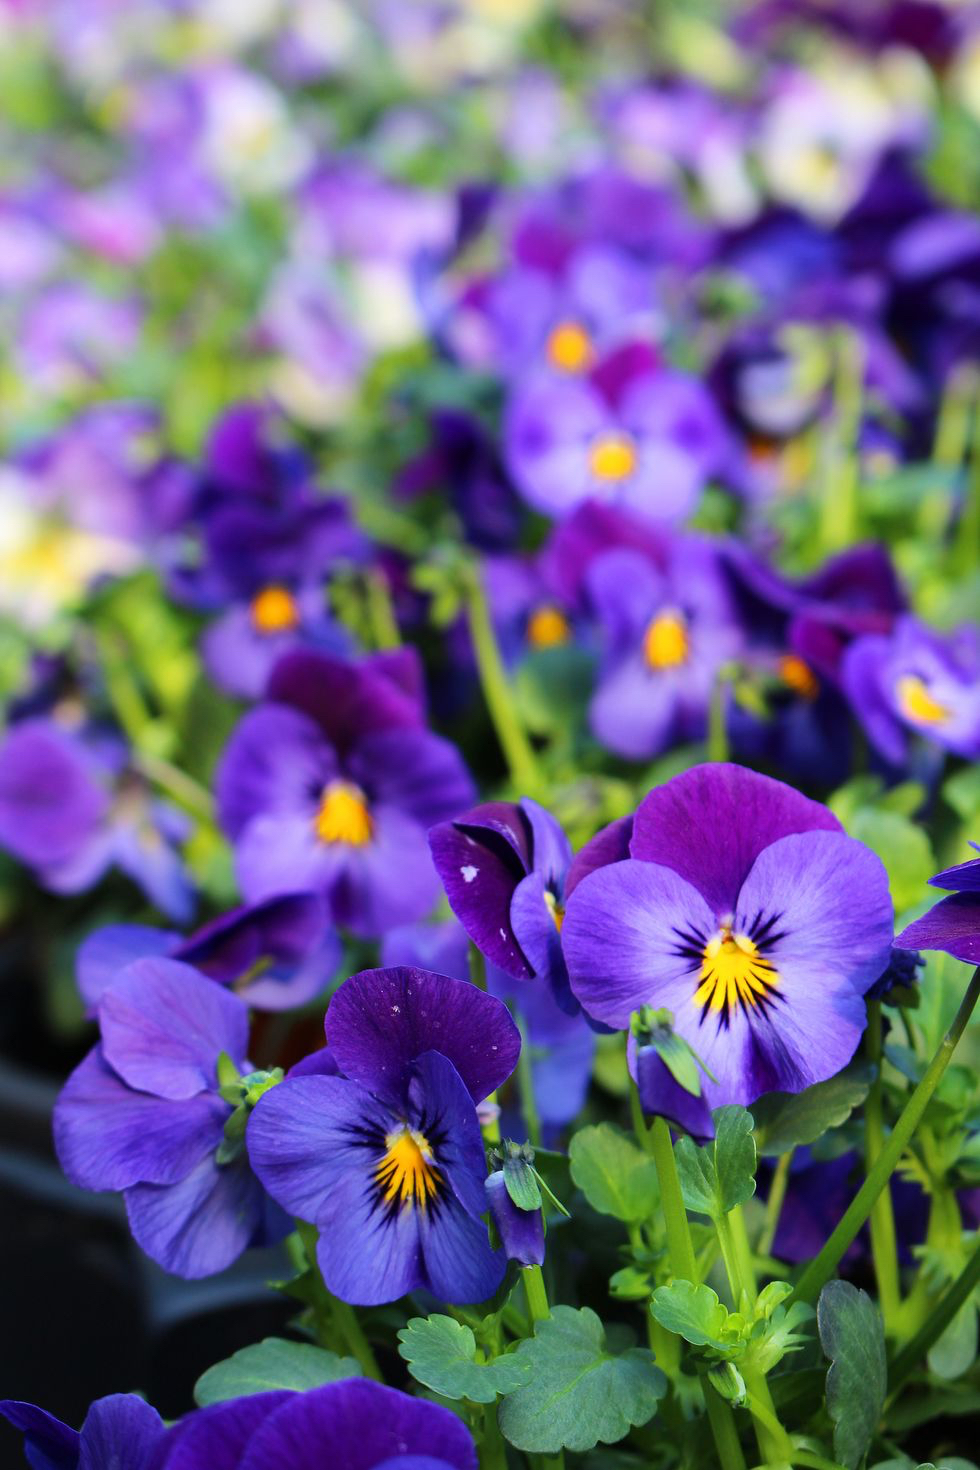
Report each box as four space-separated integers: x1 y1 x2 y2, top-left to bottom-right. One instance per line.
347 729 476 827
99 958 249 1100
287 1046 339 1079
159 1394 292 1470
416 1189 506 1304
629 763 841 916
0 720 108 869
428 812 532 979
565 815 634 898
76 924 178 1012
896 894 980 965
78 1395 166 1470
216 705 336 841
486 1171 545 1265
236 1381 476 1470
266 650 424 757
326 966 521 1105
0 1401 79 1470
53 1046 225 1191
177 892 329 982
929 848 980 893
522 798 572 888
125 1152 274 1279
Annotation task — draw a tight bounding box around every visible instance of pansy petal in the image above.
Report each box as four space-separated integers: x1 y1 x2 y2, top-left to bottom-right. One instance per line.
510 872 574 1011
54 1046 225 1191
896 894 980 964
234 813 346 906
99 958 249 1100
327 805 443 938
159 1394 292 1470
78 1396 166 1470
266 650 424 756
125 1152 273 1279
521 798 572 888
590 655 681 761
629 763 841 915
428 815 532 979
237 1381 477 1470
565 815 633 898
409 1051 489 1220
76 923 178 1011
929 851 980 893
418 1191 506 1304
316 1163 424 1305
247 1074 392 1224
564 859 714 1029
347 729 476 828
216 705 336 840
326 967 521 1105
486 1171 545 1267
0 1401 79 1470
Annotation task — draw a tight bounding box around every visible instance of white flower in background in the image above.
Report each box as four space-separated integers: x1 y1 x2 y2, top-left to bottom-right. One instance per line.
200 66 313 194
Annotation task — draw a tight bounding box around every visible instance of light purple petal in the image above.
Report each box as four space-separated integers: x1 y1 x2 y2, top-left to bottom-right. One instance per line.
125 1152 270 1279
234 812 347 905
76 924 178 1011
326 966 521 1105
216 705 336 841
99 958 249 1100
629 763 841 916
522 798 572 887
54 1046 225 1191
590 654 682 760
896 894 980 965
0 719 108 869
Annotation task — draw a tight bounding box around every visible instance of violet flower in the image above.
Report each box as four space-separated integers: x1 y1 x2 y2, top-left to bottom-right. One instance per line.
563 763 894 1111
247 967 520 1305
54 958 287 1278
217 649 475 936
895 844 980 966
158 1380 477 1470
0 1394 166 1470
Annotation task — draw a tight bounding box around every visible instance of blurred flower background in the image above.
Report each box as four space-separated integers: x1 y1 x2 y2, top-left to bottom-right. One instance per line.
0 0 978 1448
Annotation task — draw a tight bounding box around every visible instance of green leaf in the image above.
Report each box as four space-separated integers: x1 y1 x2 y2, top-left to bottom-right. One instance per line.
674 1106 756 1218
927 1300 977 1381
194 1338 360 1406
568 1124 659 1224
650 1281 743 1356
818 1281 887 1470
844 807 936 912
497 1306 666 1453
503 1156 542 1212
397 1315 530 1404
943 765 980 821
750 1061 875 1156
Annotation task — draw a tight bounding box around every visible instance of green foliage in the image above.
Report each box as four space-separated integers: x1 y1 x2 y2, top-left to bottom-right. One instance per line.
497 1306 666 1453
568 1123 659 1224
396 1315 529 1404
829 776 936 911
194 1338 360 1406
750 1060 875 1155
818 1281 887 1470
673 1105 756 1217
650 1281 743 1355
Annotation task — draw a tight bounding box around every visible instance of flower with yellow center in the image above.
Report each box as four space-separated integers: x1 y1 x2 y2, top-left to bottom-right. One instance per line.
250 584 301 634
643 609 689 671
544 888 564 933
588 431 637 484
895 674 950 727
314 780 373 846
694 924 780 1020
375 1126 440 1211
545 319 594 374
779 653 819 701
526 604 571 650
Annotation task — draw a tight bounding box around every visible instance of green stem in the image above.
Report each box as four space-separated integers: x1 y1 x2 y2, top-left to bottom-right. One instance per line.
131 750 215 822
888 1237 980 1394
296 1220 383 1380
864 1002 901 1331
516 1019 541 1149
480 1404 508 1470
522 1264 551 1323
789 965 980 1307
463 561 543 797
818 327 864 554
791 1450 848 1470
954 376 980 573
758 1149 794 1258
707 666 730 762
718 1209 793 1466
364 568 401 650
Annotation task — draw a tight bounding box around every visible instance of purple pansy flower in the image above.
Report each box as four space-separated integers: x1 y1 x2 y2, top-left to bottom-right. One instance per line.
895 844 980 966
0 720 194 921
54 958 287 1278
77 891 340 1013
504 345 731 523
247 967 520 1305
158 1380 476 1470
842 617 980 764
429 797 575 1012
585 540 740 761
563 764 894 1110
0 1393 166 1470
217 650 476 936
486 1167 546 1267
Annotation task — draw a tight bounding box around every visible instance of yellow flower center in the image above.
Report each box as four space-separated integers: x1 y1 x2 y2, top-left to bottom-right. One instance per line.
250 584 300 634
375 1126 440 1211
643 610 689 670
895 674 950 727
545 319 594 374
588 431 637 484
779 653 819 700
694 925 779 1019
544 888 564 933
527 604 571 649
314 781 373 846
